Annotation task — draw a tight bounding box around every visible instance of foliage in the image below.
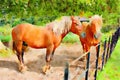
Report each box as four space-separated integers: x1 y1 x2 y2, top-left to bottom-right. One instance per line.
62 32 80 43
97 40 120 80
0 35 11 42
0 0 120 27
0 0 120 43
0 25 12 42
0 48 13 57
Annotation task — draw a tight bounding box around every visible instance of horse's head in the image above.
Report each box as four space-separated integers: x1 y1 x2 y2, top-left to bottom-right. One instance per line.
89 15 103 39
70 16 82 34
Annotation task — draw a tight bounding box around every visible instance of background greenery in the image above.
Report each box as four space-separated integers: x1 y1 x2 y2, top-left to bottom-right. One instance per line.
0 0 120 42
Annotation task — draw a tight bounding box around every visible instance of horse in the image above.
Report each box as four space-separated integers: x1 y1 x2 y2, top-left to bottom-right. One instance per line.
79 15 103 61
80 15 102 51
71 15 102 62
11 16 82 73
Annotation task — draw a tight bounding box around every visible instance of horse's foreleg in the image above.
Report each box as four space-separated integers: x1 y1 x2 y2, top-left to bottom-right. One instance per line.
81 44 87 61
42 45 54 74
83 45 90 69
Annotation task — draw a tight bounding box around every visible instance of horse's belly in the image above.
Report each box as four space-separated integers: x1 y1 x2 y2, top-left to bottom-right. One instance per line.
28 42 47 49
24 36 47 49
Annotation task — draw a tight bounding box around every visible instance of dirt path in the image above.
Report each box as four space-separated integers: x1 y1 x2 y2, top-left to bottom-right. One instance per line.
0 43 99 80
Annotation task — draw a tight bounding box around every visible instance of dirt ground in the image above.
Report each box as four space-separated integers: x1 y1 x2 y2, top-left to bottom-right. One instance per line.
0 43 101 80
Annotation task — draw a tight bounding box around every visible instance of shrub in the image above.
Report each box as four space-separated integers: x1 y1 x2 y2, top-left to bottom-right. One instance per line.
0 25 12 42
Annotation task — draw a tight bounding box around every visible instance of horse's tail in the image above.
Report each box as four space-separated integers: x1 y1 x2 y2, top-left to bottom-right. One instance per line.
12 41 16 53
22 41 29 52
10 40 29 54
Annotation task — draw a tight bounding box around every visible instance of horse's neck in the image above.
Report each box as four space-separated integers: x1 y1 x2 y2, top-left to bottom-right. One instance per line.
61 31 69 38
70 27 81 36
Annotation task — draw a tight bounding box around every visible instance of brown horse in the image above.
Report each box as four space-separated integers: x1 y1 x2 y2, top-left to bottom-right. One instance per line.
80 15 102 53
74 15 103 61
12 16 82 73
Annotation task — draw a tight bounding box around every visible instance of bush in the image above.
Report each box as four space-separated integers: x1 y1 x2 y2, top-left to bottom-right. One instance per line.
0 25 12 42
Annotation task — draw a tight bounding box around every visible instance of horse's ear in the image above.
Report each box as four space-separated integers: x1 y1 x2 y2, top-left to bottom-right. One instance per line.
71 16 77 23
71 16 74 20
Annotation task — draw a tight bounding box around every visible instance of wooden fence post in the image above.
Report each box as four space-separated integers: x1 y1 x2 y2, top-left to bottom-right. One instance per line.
110 27 120 57
85 52 90 80
94 44 100 80
109 34 114 57
108 37 112 58
101 40 106 71
64 62 69 80
105 37 110 63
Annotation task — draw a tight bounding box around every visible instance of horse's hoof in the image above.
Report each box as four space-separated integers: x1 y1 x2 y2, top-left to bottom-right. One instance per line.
19 65 28 73
42 65 50 74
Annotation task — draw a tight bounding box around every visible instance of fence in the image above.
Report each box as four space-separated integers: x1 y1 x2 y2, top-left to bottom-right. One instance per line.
64 27 120 80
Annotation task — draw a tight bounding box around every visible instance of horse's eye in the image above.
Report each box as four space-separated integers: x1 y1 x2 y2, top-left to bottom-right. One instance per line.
76 23 79 26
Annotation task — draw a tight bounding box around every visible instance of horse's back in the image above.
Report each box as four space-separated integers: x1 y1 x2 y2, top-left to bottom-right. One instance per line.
13 23 33 31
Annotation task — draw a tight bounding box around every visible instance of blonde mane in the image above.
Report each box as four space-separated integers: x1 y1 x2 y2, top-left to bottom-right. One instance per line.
90 15 103 26
46 16 80 35
52 16 72 35
81 22 89 31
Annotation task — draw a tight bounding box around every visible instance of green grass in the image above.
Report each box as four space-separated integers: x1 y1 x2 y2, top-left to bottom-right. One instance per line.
0 48 13 58
101 30 115 43
0 25 12 42
62 32 80 43
0 35 11 42
97 39 120 80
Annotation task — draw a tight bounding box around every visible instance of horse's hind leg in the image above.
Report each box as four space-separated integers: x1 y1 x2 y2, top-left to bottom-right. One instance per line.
13 41 27 72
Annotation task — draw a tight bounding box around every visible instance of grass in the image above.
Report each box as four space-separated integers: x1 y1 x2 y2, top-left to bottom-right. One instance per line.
0 35 11 42
0 48 13 58
97 39 120 80
0 26 13 57
62 32 80 43
0 25 12 42
101 29 115 43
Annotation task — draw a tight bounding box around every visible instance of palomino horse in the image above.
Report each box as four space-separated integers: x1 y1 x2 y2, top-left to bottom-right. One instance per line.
12 16 82 73
79 15 103 61
80 15 103 52
70 15 102 62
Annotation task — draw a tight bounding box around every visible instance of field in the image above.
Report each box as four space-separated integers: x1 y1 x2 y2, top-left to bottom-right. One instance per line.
0 27 120 80
97 39 120 80
0 43 83 80
0 0 120 80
